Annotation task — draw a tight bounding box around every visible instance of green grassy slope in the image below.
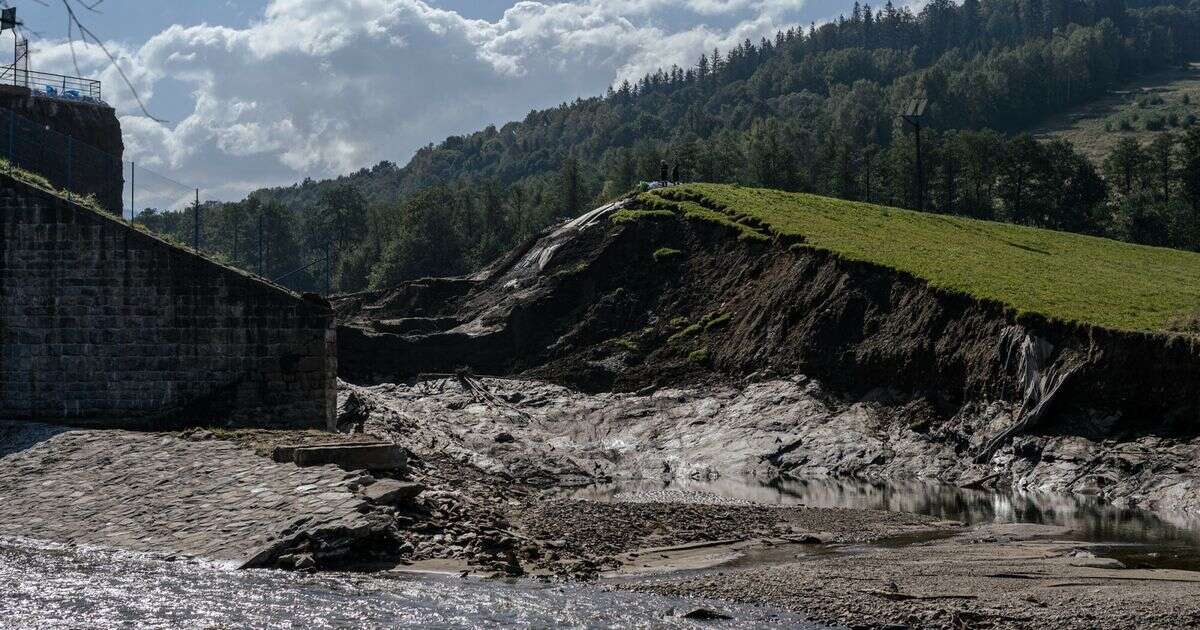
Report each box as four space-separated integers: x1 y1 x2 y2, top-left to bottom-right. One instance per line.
1031 62 1200 164
638 184 1200 332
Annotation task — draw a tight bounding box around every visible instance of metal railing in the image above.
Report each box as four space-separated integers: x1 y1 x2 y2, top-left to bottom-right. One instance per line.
0 67 102 103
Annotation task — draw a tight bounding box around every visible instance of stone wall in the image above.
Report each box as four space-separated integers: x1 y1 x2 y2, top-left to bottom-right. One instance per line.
0 86 124 215
0 173 336 429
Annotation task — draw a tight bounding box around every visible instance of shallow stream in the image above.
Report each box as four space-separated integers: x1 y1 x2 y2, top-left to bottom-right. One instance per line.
0 536 819 629
9 478 1200 628
572 477 1200 571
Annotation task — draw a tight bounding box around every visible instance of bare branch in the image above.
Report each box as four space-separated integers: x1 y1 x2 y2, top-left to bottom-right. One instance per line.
66 10 81 79
58 0 165 122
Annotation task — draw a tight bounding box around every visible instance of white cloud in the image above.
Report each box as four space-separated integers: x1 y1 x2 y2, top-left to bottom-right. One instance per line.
28 0 817 204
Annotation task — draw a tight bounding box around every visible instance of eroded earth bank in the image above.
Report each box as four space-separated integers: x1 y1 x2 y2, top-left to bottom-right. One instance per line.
6 191 1200 628
330 191 1200 628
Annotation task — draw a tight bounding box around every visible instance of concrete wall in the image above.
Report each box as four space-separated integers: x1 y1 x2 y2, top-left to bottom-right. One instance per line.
0 172 336 429
0 86 124 215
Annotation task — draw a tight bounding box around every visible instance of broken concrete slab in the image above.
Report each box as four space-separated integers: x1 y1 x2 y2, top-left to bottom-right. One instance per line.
272 442 408 472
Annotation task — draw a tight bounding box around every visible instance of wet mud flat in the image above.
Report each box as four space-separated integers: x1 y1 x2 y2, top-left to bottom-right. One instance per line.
563 481 1200 628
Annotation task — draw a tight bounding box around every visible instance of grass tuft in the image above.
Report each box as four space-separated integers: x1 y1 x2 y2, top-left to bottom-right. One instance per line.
653 247 682 262
668 324 702 343
614 338 641 353
703 312 732 331
611 208 676 225
0 157 109 216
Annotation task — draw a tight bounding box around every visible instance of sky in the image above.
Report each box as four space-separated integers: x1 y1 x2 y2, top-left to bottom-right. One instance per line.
11 0 861 205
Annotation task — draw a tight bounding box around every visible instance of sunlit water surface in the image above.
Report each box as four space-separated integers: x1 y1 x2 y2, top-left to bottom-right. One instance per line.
11 477 1200 627
0 537 822 629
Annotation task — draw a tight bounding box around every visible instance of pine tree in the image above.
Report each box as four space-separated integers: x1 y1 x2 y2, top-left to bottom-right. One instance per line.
560 154 581 216
1179 126 1200 210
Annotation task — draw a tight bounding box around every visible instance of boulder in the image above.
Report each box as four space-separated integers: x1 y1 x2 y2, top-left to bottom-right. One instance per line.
361 479 425 506
679 608 733 621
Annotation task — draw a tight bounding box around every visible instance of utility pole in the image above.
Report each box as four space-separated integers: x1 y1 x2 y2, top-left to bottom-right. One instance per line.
258 215 265 275
863 150 872 203
325 241 332 295
192 188 200 250
901 96 928 212
129 161 134 221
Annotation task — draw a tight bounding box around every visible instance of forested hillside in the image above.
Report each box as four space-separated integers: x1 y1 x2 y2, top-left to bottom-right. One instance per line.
136 0 1200 294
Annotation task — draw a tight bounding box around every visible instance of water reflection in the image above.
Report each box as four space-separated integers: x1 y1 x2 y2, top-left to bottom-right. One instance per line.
572 477 1200 548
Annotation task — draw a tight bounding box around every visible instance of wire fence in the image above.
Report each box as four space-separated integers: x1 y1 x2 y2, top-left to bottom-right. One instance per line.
0 103 196 221
122 160 196 218
0 68 104 102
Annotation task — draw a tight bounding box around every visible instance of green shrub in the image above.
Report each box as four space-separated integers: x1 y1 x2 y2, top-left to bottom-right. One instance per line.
668 324 702 343
703 312 732 331
615 338 641 353
688 348 710 364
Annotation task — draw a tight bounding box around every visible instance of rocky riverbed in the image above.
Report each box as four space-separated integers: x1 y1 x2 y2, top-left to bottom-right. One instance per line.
636 523 1200 629
6 372 1200 628
341 374 1200 513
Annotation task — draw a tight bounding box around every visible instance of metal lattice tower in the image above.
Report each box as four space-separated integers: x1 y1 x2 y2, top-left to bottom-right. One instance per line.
13 36 27 86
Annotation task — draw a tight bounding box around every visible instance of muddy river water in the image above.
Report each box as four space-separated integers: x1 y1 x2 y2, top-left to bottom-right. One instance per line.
6 478 1200 628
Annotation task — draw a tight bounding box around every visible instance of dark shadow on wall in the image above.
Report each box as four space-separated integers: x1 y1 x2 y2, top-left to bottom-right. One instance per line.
0 421 72 459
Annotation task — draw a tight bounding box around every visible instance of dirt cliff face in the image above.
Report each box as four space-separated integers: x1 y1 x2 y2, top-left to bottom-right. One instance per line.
335 197 1200 458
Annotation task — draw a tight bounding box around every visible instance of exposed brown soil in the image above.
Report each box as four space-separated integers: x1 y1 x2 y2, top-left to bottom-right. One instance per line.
335 197 1200 451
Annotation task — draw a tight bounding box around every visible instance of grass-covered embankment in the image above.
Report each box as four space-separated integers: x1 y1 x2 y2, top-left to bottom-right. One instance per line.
636 184 1200 332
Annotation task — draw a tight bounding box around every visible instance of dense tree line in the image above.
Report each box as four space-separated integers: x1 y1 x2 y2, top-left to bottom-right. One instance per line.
136 0 1200 293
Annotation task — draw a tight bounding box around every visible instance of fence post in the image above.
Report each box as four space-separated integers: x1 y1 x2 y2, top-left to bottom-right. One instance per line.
325 241 332 295
258 215 264 275
7 109 13 166
65 136 72 202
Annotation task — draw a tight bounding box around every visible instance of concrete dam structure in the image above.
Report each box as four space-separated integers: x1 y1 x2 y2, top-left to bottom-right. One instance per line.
0 172 336 429
0 85 125 215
